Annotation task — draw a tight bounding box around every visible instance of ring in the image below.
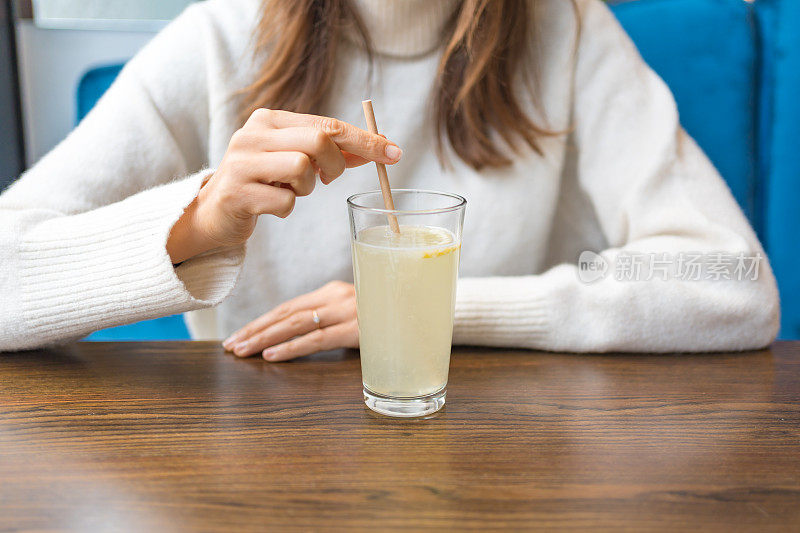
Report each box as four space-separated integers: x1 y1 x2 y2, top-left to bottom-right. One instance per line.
311 309 321 329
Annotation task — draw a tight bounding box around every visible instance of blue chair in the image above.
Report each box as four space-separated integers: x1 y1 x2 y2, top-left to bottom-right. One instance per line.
78 65 190 341
755 0 800 340
77 0 799 340
610 0 800 339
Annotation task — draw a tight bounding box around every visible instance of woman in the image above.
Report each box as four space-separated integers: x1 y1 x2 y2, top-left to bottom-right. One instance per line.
0 0 779 356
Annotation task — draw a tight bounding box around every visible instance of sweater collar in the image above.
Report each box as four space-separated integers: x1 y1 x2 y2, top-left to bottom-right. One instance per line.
347 0 459 58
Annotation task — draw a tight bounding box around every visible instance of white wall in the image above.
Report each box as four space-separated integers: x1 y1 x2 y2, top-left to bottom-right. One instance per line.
15 21 158 166
33 0 193 29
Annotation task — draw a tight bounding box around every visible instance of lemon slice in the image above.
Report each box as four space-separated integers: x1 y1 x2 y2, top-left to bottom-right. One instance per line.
423 244 460 259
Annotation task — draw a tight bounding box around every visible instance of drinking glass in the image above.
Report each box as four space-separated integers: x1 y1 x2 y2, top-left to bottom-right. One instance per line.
347 189 466 417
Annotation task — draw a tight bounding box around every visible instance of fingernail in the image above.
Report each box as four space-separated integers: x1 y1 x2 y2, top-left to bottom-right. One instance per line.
263 348 276 361
385 144 402 161
233 341 249 355
223 333 241 349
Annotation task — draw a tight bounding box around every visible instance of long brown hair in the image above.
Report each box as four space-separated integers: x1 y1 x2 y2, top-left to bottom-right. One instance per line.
239 0 568 170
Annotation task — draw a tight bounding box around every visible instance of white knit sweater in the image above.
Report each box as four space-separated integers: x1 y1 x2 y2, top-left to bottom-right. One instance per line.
0 0 780 352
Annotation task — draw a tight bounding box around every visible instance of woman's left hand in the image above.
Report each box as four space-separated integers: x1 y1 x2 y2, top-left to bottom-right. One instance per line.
222 281 358 361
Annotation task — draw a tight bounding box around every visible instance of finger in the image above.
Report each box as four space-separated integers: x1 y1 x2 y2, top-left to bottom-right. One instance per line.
255 151 316 196
224 286 336 349
228 150 315 196
224 281 353 350
234 303 354 358
248 109 402 165
222 286 330 350
342 151 370 168
263 320 359 362
239 127 348 184
231 308 320 357
239 182 296 219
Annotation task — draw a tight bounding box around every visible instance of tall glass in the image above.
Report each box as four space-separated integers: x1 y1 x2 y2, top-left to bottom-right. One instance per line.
347 189 466 417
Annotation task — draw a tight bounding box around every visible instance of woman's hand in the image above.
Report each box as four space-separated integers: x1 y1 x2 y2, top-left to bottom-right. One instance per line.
167 109 402 263
222 281 358 361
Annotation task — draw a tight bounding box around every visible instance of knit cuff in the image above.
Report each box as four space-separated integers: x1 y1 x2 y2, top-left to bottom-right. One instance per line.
453 276 551 348
17 170 244 344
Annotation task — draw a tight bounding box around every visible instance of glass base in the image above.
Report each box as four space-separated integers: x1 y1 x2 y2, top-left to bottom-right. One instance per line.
363 386 446 418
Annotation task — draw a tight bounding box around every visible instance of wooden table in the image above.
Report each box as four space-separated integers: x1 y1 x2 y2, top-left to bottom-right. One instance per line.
1 341 799 531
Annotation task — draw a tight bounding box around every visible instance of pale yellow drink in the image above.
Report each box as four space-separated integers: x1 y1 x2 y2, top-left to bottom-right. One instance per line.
353 225 460 398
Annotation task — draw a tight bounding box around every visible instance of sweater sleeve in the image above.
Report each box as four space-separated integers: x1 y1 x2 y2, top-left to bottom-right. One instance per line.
452 0 780 352
0 5 244 351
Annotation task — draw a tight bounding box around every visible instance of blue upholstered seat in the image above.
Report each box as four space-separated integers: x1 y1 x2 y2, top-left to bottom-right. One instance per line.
79 0 799 341
613 0 758 224
612 0 799 339
79 66 190 340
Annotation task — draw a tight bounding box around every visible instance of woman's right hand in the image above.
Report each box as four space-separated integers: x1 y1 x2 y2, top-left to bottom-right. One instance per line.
167 109 402 263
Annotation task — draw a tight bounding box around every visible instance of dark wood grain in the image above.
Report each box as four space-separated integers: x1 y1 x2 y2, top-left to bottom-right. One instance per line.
0 341 798 532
